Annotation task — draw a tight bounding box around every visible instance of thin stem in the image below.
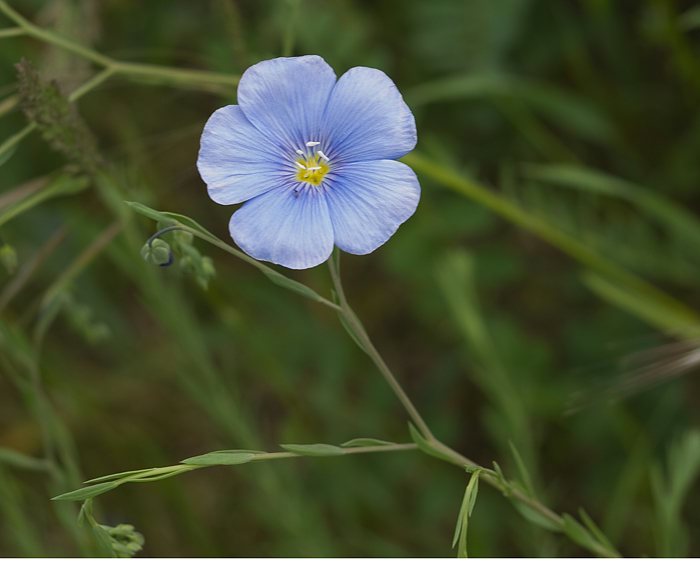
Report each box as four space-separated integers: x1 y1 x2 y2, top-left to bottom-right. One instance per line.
0 123 34 156
110 61 238 90
0 0 112 67
327 253 435 441
0 1 239 91
67 67 115 102
327 253 619 557
0 26 22 38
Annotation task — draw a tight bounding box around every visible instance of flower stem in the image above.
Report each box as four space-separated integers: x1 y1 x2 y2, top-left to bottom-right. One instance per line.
327 252 434 441
327 251 620 558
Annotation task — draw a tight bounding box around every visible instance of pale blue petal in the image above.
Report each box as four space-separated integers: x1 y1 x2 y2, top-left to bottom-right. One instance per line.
197 105 290 205
326 160 420 254
237 56 336 151
322 67 416 163
229 186 334 269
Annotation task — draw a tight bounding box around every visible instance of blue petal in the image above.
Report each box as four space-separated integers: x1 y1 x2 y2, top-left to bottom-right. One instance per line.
237 56 337 151
229 186 334 269
322 67 416 163
326 160 420 254
198 105 289 205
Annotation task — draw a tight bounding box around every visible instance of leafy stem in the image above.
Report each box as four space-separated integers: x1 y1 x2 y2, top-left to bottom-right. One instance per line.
327 251 620 558
119 204 620 557
53 442 418 502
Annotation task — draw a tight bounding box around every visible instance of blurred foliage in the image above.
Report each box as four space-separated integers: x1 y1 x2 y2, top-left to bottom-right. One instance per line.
0 0 699 558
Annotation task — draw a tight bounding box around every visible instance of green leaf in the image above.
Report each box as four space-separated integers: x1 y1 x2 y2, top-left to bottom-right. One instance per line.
562 514 600 551
408 423 460 465
126 201 335 307
79 500 116 557
582 271 700 338
523 164 700 249
341 438 394 448
452 469 481 558
579 508 618 556
125 201 217 239
84 468 158 484
280 443 345 457
181 451 257 466
262 268 332 305
53 481 119 501
509 441 535 496
511 501 562 532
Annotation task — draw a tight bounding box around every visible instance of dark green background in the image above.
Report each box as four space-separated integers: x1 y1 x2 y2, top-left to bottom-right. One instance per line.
0 0 699 557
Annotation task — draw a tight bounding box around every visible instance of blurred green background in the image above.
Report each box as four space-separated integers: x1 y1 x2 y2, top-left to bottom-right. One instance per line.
1 0 700 557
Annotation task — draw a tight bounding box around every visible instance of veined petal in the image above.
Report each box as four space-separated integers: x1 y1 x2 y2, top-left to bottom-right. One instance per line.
326 160 420 255
198 105 288 205
322 67 416 163
237 56 337 150
229 186 334 269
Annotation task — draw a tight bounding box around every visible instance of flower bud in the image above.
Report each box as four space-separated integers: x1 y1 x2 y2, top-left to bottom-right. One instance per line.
140 238 172 267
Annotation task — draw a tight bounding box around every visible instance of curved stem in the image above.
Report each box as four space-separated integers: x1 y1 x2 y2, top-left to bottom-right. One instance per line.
327 252 434 440
327 252 620 558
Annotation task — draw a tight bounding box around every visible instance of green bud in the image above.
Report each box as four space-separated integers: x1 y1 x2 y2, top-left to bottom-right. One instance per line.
174 229 194 245
140 238 172 266
100 523 144 558
0 243 18 274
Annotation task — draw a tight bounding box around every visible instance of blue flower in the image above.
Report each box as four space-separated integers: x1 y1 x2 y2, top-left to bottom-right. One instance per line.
197 55 420 269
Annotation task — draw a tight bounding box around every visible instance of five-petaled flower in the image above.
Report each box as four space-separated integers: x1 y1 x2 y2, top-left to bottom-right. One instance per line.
197 55 420 269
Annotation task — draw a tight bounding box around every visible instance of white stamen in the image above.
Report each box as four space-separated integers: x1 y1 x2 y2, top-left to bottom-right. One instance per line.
296 163 307 170
305 141 320 147
307 166 321 171
295 149 305 155
317 150 329 161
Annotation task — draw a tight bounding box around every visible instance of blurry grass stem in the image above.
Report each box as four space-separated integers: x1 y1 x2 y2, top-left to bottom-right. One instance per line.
0 1 239 93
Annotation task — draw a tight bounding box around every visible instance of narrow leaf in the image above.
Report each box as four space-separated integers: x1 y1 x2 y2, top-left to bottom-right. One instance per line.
181 452 257 466
511 501 562 532
341 438 395 448
280 443 344 457
562 514 600 551
53 481 119 501
509 441 535 496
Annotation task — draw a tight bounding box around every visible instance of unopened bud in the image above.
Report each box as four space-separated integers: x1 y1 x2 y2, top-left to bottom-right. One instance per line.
140 238 172 267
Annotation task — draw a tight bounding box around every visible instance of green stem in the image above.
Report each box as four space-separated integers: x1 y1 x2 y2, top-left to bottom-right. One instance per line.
327 252 434 440
0 1 239 91
0 26 22 38
0 123 34 156
67 67 115 102
109 61 238 91
55 443 419 499
327 251 619 558
0 0 112 66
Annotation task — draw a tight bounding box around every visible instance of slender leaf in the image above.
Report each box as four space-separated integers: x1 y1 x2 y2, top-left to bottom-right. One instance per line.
341 438 394 448
181 451 257 466
279 443 345 457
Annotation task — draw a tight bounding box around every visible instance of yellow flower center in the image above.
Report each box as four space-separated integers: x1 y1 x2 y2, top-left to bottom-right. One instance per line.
294 141 331 186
